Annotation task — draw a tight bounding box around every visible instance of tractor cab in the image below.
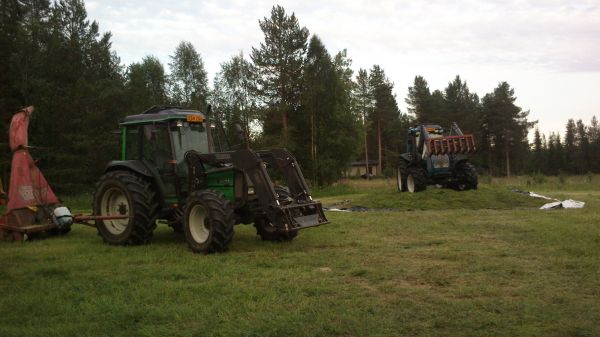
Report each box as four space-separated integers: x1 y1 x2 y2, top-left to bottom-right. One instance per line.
118 106 213 201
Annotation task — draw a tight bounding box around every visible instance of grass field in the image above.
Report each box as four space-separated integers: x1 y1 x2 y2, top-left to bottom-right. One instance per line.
1 176 600 336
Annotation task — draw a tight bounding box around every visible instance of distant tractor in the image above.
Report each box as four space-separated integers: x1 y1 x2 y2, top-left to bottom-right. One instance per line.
396 123 478 193
93 106 328 253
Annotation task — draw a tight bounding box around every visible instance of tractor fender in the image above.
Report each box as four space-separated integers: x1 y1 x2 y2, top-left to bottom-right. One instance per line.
104 160 153 178
399 153 412 165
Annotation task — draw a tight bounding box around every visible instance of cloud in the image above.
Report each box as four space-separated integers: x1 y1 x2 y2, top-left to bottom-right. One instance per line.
85 0 600 136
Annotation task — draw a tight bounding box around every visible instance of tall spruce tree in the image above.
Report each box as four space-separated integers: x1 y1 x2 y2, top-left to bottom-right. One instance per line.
251 5 308 146
564 119 577 173
28 0 125 191
481 82 534 176
406 75 431 122
443 75 480 133
368 65 401 175
575 119 590 173
354 68 373 177
298 36 360 185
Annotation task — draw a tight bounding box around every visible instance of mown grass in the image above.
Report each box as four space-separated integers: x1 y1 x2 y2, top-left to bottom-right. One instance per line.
1 176 600 336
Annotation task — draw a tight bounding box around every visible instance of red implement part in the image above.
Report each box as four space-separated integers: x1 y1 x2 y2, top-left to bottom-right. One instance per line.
6 106 58 214
427 134 476 156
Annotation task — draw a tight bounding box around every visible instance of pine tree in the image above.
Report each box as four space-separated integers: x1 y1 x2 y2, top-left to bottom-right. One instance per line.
368 65 400 175
251 5 308 146
443 75 480 134
575 119 590 173
406 75 431 122
532 128 544 173
589 116 600 173
168 41 208 110
564 119 577 173
481 82 534 176
354 68 372 177
298 36 360 185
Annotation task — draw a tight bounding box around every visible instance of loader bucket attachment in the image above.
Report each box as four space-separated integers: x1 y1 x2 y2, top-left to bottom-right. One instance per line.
230 149 329 233
428 134 476 156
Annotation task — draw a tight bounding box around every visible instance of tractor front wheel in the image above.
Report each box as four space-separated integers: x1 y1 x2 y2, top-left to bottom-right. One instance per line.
406 167 427 193
94 170 158 245
183 190 235 253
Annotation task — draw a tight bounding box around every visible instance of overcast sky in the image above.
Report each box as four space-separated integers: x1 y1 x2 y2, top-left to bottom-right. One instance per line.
86 0 600 137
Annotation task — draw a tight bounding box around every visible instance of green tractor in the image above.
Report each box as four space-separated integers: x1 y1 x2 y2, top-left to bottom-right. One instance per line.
396 122 478 193
93 106 329 253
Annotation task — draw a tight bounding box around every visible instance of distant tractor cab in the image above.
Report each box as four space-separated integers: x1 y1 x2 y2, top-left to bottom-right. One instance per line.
396 122 478 193
94 106 328 253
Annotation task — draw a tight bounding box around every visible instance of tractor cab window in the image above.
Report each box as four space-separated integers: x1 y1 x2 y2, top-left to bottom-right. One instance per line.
124 127 140 160
170 121 209 163
142 124 172 168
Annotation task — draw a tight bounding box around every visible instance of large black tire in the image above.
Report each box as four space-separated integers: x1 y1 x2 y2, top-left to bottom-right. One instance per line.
396 160 409 192
183 190 235 254
455 162 478 191
254 217 298 242
94 170 158 245
406 166 427 193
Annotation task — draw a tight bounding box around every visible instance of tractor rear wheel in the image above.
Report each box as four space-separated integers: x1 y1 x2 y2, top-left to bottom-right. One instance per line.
396 160 409 192
183 190 234 253
406 166 427 193
455 162 478 190
94 170 158 245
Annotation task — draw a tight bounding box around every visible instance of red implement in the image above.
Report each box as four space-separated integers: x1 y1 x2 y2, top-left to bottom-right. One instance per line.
427 134 476 156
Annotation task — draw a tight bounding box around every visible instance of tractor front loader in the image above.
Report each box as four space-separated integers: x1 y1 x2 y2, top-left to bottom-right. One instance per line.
396 122 478 193
93 106 328 254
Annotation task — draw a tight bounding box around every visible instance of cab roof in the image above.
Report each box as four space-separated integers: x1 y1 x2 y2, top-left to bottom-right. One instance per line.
119 106 206 126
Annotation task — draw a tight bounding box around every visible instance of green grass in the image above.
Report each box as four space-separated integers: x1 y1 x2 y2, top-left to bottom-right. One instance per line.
1 176 600 336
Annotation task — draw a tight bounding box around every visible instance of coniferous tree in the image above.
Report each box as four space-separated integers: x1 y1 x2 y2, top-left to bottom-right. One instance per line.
406 75 431 123
589 116 600 172
298 36 360 185
443 75 480 134
368 65 400 175
251 5 308 146
575 119 590 173
532 128 545 173
564 119 577 173
354 68 373 177
481 82 534 176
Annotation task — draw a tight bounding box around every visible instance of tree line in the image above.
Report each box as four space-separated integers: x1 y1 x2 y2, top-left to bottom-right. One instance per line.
0 1 594 193
531 117 600 175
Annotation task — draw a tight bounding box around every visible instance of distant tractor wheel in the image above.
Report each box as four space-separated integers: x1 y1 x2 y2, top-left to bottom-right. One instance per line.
183 190 234 254
406 167 427 193
396 160 409 192
254 217 298 242
455 162 478 191
94 170 158 245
